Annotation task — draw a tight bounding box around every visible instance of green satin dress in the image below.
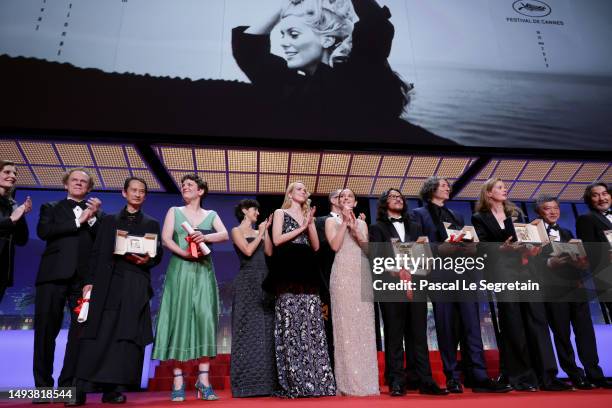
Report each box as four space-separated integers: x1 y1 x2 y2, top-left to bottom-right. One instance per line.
153 208 219 361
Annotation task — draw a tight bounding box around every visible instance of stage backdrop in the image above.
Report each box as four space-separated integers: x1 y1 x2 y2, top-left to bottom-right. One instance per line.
1 0 611 149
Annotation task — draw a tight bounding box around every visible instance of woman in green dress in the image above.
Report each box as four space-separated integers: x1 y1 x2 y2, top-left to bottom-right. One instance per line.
153 174 229 401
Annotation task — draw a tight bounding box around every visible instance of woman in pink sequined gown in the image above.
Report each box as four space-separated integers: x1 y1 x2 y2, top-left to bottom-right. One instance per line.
325 188 379 396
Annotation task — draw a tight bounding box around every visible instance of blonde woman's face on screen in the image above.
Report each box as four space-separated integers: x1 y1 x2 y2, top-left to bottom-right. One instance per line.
278 16 325 72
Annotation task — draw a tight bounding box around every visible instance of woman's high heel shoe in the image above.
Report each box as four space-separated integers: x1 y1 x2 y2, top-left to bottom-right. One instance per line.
171 373 186 402
195 370 219 401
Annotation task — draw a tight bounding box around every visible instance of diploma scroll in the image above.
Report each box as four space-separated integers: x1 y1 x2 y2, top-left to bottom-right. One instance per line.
77 290 91 323
181 221 211 256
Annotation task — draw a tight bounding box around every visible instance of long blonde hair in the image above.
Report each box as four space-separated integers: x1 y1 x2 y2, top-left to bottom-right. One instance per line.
282 181 312 217
475 177 521 217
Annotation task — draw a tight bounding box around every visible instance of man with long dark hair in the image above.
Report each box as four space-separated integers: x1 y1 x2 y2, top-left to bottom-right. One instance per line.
369 188 448 396
413 177 510 393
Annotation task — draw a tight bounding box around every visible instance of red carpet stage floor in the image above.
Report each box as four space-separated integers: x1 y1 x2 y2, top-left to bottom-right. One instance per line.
4 388 612 408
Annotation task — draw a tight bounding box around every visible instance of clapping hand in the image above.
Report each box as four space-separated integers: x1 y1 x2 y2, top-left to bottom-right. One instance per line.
304 206 317 227
265 214 273 230
341 207 353 225
10 196 32 222
78 197 102 224
258 220 267 235
86 197 101 214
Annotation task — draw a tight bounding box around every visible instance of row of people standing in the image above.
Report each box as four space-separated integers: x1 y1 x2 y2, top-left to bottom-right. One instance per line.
472 178 612 392
19 168 227 405
230 183 379 398
2 160 610 403
21 166 163 405
230 177 612 399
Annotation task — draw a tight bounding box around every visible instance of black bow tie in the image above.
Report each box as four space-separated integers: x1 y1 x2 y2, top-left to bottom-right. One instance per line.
68 200 87 210
547 224 559 232
604 209 612 216
389 217 404 223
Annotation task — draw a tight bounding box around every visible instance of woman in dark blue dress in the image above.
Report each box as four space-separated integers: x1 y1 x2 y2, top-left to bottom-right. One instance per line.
230 199 277 397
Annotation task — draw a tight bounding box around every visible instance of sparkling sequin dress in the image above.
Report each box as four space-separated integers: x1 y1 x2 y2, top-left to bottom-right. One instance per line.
270 212 336 398
329 218 379 396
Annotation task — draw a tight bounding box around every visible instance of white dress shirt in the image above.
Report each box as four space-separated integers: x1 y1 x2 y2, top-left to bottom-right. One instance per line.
544 221 561 242
72 201 97 228
390 218 406 242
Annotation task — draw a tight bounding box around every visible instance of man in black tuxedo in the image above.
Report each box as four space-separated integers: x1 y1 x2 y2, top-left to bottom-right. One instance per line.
33 168 103 390
576 181 612 320
369 188 448 396
413 177 510 393
315 189 342 369
535 194 612 390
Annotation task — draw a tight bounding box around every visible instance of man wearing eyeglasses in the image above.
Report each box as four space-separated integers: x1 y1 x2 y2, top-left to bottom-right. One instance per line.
369 189 448 397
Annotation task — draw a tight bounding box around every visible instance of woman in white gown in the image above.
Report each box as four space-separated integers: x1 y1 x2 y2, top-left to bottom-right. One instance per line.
325 188 379 396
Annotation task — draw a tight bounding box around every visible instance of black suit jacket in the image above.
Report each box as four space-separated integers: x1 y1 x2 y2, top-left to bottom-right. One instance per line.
36 199 103 285
412 205 464 244
576 209 612 274
0 197 29 288
535 223 588 300
369 216 423 244
369 216 423 263
471 211 526 284
369 216 425 301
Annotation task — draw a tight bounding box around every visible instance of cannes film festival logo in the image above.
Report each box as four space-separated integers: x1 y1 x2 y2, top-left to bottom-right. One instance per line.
512 1 552 17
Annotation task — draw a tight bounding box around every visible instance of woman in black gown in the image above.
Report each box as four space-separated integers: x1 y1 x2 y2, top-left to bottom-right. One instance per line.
229 199 277 397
